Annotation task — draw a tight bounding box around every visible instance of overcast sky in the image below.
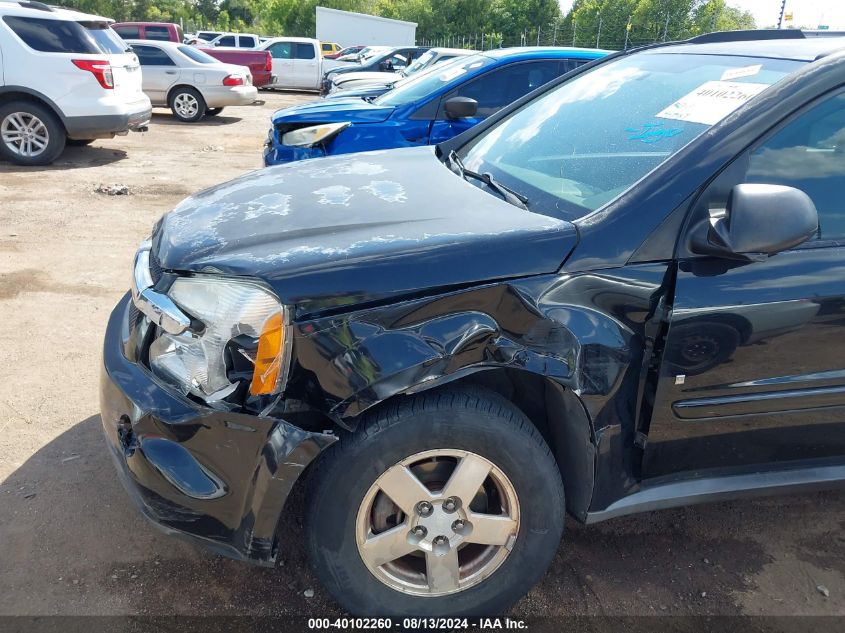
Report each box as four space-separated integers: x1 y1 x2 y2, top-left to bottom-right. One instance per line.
558 1 845 30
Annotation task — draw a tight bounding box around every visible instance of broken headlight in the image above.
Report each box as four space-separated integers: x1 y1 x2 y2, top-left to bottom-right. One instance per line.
148 276 290 405
281 122 350 147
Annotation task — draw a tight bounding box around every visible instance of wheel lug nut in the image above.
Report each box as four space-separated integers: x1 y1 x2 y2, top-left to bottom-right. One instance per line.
411 525 427 537
452 520 465 532
443 497 458 513
416 501 433 516
433 535 448 546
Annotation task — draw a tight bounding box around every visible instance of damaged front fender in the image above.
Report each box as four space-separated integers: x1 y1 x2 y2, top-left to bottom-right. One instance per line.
291 265 670 516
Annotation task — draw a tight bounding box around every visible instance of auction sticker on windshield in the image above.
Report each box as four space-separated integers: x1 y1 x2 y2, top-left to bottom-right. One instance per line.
656 80 769 125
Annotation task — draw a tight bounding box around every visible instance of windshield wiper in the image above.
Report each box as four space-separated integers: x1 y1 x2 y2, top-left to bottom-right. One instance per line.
447 150 529 210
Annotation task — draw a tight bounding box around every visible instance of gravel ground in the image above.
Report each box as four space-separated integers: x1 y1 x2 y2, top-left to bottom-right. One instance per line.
0 91 843 620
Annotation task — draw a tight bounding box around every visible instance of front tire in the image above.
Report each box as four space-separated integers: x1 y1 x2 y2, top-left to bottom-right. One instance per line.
0 101 65 166
169 87 206 123
305 387 565 616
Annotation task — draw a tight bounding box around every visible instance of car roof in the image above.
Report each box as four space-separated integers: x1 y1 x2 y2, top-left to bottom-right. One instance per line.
263 36 318 44
213 32 258 38
125 39 182 49
112 21 176 27
483 46 610 61
647 35 845 62
430 47 475 55
0 1 111 22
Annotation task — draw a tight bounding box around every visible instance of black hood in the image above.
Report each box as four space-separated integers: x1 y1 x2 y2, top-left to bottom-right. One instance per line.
155 147 578 316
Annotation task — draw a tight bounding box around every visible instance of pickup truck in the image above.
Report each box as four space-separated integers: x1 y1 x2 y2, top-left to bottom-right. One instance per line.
111 22 273 87
199 48 273 88
257 37 323 91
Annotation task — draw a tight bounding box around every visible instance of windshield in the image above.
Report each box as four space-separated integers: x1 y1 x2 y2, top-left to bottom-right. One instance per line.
401 49 437 76
178 45 217 63
359 47 386 61
376 54 494 107
81 22 127 54
458 52 802 220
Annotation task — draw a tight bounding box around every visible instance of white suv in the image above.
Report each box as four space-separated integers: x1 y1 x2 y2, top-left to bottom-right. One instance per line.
0 0 151 165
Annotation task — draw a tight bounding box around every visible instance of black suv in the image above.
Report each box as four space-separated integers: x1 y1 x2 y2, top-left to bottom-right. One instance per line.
101 31 845 616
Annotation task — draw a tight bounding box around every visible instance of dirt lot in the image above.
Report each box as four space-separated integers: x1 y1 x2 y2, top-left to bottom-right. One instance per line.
0 91 843 621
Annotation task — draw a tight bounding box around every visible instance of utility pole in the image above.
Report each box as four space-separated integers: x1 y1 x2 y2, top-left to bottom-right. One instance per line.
537 26 541 46
572 19 577 46
777 0 787 28
596 10 602 48
623 16 631 50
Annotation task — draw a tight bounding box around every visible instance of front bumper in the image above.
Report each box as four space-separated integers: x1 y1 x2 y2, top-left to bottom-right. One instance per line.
99 293 336 565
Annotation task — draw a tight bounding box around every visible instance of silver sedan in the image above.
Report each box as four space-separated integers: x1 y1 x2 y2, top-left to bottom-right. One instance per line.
126 40 258 122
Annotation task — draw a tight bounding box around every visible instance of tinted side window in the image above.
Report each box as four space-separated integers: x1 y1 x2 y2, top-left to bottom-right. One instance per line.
269 42 292 59
3 16 98 53
746 93 845 241
114 26 140 39
440 61 561 118
134 45 175 66
145 26 171 41
216 35 235 47
241 36 257 48
322 43 332 52
295 43 316 60
84 24 126 54
560 59 586 73
695 91 845 244
383 53 408 70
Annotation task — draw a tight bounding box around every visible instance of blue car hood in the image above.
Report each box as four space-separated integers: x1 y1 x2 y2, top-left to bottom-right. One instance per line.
271 97 394 125
154 147 578 316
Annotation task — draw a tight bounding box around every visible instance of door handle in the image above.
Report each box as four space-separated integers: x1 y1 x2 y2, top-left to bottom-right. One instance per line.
165 70 177 75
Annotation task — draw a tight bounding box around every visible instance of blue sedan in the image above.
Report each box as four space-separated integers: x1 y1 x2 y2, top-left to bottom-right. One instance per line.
263 47 608 167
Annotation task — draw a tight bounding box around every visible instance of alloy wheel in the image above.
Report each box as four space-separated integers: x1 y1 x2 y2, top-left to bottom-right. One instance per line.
356 449 520 597
173 93 199 119
1 112 49 158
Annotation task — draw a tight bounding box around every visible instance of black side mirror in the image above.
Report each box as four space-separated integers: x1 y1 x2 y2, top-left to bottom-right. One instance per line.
690 183 818 261
444 96 478 119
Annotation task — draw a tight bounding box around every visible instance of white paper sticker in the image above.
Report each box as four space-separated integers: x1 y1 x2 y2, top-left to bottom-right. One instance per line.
655 81 769 126
721 64 762 81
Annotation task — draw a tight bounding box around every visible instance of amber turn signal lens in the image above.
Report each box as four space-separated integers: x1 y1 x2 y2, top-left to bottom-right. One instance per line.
250 312 284 396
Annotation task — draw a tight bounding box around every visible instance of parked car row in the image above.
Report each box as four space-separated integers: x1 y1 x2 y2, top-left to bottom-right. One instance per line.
112 21 275 87
264 47 608 166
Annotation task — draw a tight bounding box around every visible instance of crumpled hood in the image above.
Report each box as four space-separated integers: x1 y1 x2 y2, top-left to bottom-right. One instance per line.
154 147 578 315
271 96 394 125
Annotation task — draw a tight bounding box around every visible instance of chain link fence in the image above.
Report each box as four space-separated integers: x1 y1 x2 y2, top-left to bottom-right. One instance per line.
419 20 679 52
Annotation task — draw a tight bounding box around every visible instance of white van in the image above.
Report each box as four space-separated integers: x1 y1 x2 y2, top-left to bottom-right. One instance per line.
0 0 151 165
257 37 322 91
